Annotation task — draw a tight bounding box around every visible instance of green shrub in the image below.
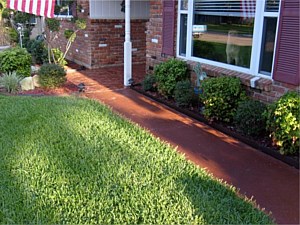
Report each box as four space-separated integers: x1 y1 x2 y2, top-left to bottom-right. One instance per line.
174 80 193 107
38 64 66 88
154 59 189 98
51 48 67 67
200 76 246 122
75 18 87 30
234 99 267 136
142 74 156 92
46 18 60 32
0 71 22 93
8 27 18 43
64 29 74 39
265 91 300 155
26 39 48 65
0 47 31 77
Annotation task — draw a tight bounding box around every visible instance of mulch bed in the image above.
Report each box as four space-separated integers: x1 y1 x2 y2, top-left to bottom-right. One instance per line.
131 84 299 169
17 81 78 96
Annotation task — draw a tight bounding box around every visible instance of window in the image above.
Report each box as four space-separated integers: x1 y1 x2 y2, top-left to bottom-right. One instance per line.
259 0 280 75
55 0 73 17
178 0 280 77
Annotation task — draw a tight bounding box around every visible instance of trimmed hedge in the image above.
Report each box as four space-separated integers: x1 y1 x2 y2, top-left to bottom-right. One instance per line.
200 76 246 122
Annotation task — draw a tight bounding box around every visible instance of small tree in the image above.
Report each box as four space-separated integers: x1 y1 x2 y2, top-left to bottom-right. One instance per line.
45 17 86 66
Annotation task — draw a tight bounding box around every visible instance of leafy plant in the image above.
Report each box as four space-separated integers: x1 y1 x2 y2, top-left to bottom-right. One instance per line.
8 27 18 43
64 29 74 39
75 18 87 30
234 99 267 136
45 18 60 32
174 80 193 107
265 91 300 155
142 74 156 92
200 76 246 122
38 64 66 88
26 39 48 65
51 48 67 67
0 47 31 77
154 59 189 98
0 71 22 93
44 17 86 65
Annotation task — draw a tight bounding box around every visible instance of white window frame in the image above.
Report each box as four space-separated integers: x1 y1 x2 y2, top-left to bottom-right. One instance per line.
54 0 73 18
177 0 281 79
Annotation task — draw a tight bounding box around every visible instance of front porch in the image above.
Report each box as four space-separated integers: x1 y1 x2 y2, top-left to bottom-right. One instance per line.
66 63 146 93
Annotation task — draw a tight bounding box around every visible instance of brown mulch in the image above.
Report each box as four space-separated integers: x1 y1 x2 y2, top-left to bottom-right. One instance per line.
17 81 78 96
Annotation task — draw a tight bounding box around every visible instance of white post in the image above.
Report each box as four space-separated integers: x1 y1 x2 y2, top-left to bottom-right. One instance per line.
124 0 132 86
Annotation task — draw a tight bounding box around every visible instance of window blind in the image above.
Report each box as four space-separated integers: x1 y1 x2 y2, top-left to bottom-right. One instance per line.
265 0 280 12
194 0 256 18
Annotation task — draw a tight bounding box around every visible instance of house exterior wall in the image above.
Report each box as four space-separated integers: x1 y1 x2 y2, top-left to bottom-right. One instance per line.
49 0 147 69
145 0 299 103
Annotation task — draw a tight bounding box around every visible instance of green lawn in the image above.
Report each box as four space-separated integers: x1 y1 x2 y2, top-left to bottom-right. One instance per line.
0 95 273 224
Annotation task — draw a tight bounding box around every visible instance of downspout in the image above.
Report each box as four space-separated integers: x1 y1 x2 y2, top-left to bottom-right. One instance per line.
124 0 132 86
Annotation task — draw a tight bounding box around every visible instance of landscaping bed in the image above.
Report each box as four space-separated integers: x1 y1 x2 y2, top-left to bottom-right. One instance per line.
131 85 299 169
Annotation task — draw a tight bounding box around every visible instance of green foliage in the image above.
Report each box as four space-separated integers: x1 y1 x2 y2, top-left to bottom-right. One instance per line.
8 27 18 43
51 48 67 67
234 99 267 137
174 80 193 107
1 8 10 19
200 76 246 122
26 39 48 65
0 47 31 77
13 11 30 24
0 96 273 224
75 18 87 30
265 92 300 155
38 64 66 88
64 29 74 39
154 59 189 98
46 18 60 32
142 74 156 92
0 71 21 93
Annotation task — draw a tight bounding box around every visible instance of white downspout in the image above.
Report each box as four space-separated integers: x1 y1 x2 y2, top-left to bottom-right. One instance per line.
124 0 132 86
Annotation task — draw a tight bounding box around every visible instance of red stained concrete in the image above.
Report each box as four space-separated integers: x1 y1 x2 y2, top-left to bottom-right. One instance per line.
66 64 299 225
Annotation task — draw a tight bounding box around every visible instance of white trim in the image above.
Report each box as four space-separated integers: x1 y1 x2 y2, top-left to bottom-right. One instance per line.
251 0 265 75
176 0 281 79
176 0 182 57
270 0 282 79
185 0 194 58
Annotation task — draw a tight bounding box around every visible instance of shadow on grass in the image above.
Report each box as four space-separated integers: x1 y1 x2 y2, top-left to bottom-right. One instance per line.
0 96 273 224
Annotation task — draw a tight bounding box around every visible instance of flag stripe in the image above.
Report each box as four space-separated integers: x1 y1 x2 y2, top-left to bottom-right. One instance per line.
7 0 55 18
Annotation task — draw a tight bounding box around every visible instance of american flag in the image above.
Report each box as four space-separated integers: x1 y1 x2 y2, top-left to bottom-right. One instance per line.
7 0 55 18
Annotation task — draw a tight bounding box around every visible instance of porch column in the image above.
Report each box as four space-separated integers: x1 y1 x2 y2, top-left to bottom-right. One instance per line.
124 0 132 86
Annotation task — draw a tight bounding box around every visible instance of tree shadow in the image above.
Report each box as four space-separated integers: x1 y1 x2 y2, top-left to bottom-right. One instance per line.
0 96 274 224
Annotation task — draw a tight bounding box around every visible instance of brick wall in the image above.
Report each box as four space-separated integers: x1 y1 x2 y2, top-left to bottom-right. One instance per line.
145 0 299 103
49 0 147 68
88 19 147 68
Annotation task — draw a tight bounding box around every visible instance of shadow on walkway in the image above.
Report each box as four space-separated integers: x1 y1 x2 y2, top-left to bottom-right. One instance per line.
66 64 299 225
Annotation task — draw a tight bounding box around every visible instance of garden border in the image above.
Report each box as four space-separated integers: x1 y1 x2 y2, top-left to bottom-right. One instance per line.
131 86 299 169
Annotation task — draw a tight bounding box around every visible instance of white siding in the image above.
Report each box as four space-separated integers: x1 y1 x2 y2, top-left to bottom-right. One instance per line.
90 0 150 19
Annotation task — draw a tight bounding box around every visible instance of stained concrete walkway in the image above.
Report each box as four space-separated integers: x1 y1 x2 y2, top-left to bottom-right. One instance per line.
66 64 299 224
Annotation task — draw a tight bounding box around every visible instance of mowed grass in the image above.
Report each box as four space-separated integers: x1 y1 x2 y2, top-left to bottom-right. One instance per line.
0 96 273 224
